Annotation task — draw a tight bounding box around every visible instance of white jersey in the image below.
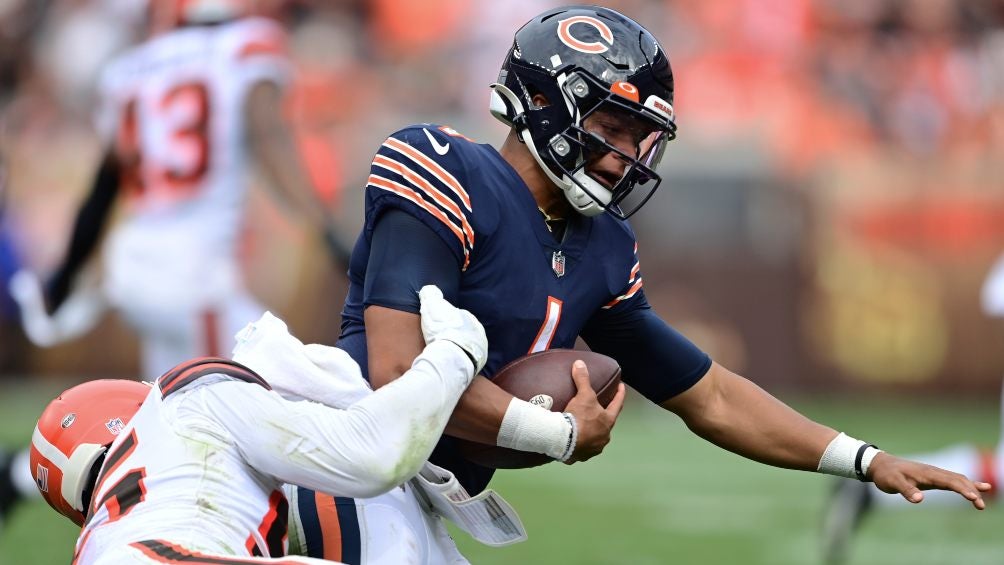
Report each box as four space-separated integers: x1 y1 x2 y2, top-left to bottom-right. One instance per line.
72 326 476 564
982 252 1004 317
95 17 289 312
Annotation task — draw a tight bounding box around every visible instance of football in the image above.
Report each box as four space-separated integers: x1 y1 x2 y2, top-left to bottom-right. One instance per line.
456 349 621 469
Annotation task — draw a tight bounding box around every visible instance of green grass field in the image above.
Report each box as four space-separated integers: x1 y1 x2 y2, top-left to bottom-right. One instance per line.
1 379 1000 565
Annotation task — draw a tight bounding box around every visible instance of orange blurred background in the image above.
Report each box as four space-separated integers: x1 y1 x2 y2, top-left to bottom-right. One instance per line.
1 0 1003 396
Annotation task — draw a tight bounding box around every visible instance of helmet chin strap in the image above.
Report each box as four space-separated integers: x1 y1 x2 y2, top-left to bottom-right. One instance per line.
489 83 612 217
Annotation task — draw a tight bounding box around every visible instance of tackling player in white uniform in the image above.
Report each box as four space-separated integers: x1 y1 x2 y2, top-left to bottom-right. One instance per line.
31 286 485 564
9 0 343 378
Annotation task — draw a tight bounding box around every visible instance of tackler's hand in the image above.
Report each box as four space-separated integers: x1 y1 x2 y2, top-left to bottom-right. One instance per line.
418 285 488 375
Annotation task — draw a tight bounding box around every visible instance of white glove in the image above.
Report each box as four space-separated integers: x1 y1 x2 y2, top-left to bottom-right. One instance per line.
8 270 105 347
418 285 487 375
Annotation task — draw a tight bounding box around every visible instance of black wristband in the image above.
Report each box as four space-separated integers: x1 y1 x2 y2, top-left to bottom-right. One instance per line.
854 443 877 482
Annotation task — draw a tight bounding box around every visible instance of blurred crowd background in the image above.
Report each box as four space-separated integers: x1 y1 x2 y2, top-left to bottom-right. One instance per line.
1 0 1003 396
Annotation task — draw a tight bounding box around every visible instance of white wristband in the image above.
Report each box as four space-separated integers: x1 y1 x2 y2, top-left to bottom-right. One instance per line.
817 432 883 481
496 398 576 461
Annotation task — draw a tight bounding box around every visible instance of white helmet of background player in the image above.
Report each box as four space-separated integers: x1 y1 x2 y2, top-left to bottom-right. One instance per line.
29 380 150 526
490 5 677 220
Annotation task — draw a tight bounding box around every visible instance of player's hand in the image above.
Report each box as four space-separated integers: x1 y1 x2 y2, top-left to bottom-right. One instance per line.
563 360 626 464
418 285 488 375
8 269 105 346
868 452 992 509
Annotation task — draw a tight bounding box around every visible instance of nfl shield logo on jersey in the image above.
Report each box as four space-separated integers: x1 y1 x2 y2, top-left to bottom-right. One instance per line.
552 251 566 278
105 418 126 435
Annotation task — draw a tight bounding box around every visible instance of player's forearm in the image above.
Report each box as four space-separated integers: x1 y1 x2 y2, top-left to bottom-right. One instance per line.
47 152 120 311
364 304 507 444
670 364 836 471
326 340 476 494
443 375 512 442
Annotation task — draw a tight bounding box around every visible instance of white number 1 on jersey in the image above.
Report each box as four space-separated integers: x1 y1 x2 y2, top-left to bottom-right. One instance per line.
528 296 563 353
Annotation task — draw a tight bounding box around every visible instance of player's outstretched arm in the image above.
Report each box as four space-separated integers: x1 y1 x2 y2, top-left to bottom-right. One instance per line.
662 362 989 509
45 151 120 312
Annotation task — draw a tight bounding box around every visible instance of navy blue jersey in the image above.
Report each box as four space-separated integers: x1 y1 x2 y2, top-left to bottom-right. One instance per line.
338 124 711 492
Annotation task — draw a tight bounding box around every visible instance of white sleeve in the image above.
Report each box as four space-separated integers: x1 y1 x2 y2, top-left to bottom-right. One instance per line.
223 18 292 92
204 340 472 498
92 64 122 145
982 253 1004 317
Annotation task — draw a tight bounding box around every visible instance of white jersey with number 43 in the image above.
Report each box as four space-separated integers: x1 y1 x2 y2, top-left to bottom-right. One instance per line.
95 17 289 312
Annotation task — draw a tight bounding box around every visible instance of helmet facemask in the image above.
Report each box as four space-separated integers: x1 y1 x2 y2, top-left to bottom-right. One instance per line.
548 70 675 219
492 67 676 220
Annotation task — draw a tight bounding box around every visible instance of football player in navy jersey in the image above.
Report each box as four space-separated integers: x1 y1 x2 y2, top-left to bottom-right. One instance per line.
290 6 992 563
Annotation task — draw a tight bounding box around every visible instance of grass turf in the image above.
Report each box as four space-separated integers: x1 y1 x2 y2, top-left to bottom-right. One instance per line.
1 380 1000 565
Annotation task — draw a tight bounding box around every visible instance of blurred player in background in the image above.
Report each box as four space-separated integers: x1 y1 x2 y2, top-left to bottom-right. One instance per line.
821 256 1004 564
31 287 487 564
287 5 992 563
9 0 346 379
2 0 348 534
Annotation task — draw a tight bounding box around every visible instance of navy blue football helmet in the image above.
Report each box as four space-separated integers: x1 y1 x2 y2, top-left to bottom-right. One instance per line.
490 5 676 219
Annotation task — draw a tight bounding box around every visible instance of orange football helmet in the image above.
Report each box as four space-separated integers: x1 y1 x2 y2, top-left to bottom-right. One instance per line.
30 379 150 526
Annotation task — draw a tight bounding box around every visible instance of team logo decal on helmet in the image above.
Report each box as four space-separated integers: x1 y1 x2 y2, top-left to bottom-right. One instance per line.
36 464 49 493
557 16 613 54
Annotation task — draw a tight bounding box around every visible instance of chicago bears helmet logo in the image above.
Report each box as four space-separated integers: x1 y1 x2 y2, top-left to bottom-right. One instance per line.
557 16 613 54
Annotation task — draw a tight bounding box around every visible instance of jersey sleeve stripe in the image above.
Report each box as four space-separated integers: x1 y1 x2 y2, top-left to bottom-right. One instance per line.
383 137 472 211
158 357 270 398
372 154 475 249
602 277 644 309
246 490 288 557
367 174 472 270
87 429 139 523
603 242 644 309
130 538 306 563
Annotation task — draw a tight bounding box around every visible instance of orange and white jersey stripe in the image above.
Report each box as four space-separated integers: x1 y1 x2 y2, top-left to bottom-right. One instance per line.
366 126 477 270
602 242 643 309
